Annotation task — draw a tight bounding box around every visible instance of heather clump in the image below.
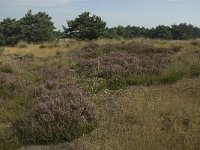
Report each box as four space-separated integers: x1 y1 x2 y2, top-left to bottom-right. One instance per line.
13 82 97 145
0 73 24 98
75 47 171 90
99 41 176 54
77 52 170 77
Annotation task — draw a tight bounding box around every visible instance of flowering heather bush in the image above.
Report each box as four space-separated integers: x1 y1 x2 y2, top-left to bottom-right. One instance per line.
73 42 172 90
43 67 67 90
13 82 97 145
76 51 170 78
0 73 24 98
101 41 178 54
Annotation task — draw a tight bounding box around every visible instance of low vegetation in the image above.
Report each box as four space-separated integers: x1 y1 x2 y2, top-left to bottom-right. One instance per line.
0 38 200 150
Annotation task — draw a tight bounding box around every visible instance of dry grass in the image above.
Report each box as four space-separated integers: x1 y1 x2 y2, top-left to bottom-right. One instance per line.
20 77 200 150
3 38 200 58
3 40 86 58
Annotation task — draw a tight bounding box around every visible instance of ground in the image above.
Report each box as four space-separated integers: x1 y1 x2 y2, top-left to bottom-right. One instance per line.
0 38 200 150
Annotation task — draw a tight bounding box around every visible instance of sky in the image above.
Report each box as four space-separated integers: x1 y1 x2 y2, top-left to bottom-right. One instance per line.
0 0 200 30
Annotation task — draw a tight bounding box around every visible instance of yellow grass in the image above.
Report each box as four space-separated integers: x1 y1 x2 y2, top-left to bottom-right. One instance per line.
3 40 86 58
4 45 59 58
3 38 200 58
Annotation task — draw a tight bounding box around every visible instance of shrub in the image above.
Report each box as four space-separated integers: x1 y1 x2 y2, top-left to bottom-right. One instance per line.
73 42 172 90
13 83 98 145
0 73 24 98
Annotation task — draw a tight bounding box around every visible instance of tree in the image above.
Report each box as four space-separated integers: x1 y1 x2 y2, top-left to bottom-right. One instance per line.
20 10 55 43
148 25 172 39
63 12 106 40
171 23 195 40
0 18 21 46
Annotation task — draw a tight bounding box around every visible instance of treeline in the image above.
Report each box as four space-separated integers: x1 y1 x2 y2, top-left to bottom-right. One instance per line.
1 11 200 46
105 24 200 40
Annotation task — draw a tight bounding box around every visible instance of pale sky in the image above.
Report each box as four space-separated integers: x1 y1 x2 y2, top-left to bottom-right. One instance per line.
0 0 200 30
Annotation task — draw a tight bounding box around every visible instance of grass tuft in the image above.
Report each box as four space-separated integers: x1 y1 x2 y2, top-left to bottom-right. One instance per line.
16 41 28 48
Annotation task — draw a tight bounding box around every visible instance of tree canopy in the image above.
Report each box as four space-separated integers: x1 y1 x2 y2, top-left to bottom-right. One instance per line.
0 10 55 46
20 10 55 43
0 18 21 46
63 12 106 40
106 23 200 40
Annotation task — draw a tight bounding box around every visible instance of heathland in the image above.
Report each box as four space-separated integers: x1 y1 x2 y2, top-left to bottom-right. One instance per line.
0 38 200 149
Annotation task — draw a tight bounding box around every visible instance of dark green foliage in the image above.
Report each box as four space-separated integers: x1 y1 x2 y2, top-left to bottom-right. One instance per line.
53 30 65 40
20 10 55 43
0 10 55 46
105 23 200 40
63 12 106 40
148 25 172 39
0 18 21 46
106 25 148 39
171 23 195 40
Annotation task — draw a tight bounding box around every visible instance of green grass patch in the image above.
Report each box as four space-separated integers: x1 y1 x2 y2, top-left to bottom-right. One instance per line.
0 64 14 74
